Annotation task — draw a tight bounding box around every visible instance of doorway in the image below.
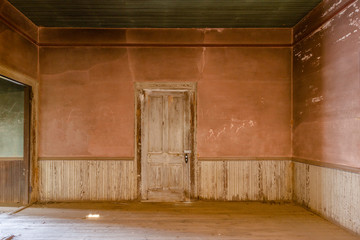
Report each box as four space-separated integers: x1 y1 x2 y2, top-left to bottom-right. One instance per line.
136 82 196 202
0 75 31 205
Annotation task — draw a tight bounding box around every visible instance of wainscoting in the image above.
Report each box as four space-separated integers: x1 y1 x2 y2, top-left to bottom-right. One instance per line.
198 159 293 201
38 157 360 235
39 159 137 201
293 161 360 235
39 158 293 202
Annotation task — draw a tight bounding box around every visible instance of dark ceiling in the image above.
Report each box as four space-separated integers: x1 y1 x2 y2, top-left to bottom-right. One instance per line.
8 0 321 28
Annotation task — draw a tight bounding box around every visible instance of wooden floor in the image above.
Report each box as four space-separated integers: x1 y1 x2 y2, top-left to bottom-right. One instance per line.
0 202 359 240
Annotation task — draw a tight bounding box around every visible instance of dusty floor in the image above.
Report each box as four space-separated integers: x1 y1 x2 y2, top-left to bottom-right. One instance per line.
0 202 359 240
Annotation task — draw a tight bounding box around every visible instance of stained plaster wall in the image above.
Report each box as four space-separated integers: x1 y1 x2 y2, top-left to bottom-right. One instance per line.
293 0 360 169
38 28 292 159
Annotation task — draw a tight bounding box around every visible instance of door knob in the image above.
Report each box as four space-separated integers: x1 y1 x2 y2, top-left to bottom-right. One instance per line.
184 150 191 164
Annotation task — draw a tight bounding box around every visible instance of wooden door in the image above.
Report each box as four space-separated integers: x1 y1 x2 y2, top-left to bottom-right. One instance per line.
141 90 191 201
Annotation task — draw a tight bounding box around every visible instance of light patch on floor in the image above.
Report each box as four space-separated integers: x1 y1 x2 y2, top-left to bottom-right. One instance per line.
0 202 359 240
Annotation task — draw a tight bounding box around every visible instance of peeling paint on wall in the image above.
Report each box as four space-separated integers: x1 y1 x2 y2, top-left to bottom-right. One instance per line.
206 120 257 140
293 0 360 168
321 0 343 18
311 96 323 103
336 32 352 42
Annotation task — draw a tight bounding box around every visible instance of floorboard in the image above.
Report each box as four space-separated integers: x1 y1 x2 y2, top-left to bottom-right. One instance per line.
0 202 359 240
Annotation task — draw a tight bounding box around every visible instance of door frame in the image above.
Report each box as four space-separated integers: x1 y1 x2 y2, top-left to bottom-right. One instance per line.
0 74 32 205
135 82 197 201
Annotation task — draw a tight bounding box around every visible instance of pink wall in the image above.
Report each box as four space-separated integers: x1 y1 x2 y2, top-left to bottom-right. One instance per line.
39 48 134 157
293 0 360 168
198 47 291 157
39 29 292 158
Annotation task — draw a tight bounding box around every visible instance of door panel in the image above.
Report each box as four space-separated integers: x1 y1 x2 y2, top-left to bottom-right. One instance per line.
142 90 190 201
168 96 184 153
148 96 163 153
148 164 162 189
169 165 183 189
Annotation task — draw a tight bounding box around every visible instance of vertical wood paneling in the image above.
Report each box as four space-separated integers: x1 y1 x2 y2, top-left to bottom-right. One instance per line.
0 160 22 203
199 161 226 200
199 160 292 201
39 160 137 201
294 162 360 235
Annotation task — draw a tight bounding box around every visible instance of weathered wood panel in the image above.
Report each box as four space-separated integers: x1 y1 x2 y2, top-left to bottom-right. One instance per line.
294 162 360 235
39 160 137 201
142 91 191 201
199 160 292 201
199 161 226 200
0 160 22 203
